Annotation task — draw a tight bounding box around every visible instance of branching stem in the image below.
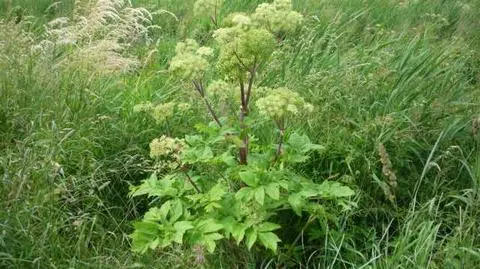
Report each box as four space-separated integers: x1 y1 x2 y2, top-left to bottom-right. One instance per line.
192 80 223 127
181 166 201 193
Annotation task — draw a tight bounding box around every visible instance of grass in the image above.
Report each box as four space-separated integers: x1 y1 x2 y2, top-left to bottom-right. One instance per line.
1 0 479 268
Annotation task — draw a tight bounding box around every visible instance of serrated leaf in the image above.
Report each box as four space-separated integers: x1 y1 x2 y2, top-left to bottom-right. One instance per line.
220 217 236 237
239 171 259 187
130 222 161 253
288 193 304 216
203 233 224 253
143 207 163 222
265 183 280 200
174 221 194 232
208 183 226 201
204 238 216 253
254 187 265 205
258 222 281 232
245 228 257 250
157 200 171 221
316 181 355 198
198 219 223 233
131 174 178 198
258 232 281 252
232 223 247 244
235 186 255 201
199 146 214 161
220 152 236 166
170 199 183 222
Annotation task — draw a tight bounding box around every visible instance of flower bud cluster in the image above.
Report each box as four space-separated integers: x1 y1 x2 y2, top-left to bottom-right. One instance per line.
151 102 175 123
134 101 191 123
252 0 303 35
169 39 213 80
207 80 233 99
213 24 275 78
149 135 186 159
255 87 314 120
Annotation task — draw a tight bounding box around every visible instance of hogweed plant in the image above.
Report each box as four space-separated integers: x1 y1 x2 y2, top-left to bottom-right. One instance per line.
130 0 354 259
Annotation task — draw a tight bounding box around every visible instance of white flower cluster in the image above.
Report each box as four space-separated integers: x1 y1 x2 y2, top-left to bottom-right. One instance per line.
149 135 186 161
252 0 303 35
255 87 314 120
169 39 214 80
133 101 191 123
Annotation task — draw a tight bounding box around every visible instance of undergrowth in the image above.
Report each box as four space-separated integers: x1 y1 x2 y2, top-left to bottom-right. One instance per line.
1 0 479 268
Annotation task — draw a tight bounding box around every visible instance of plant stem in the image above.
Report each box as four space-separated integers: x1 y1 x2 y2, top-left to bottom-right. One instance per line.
239 106 248 165
273 119 285 162
182 169 201 193
192 80 222 127
245 61 257 105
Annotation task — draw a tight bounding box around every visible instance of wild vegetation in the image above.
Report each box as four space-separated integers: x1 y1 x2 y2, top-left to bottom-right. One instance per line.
1 0 479 268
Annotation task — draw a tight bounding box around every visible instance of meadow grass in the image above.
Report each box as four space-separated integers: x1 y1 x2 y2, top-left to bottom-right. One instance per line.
1 0 479 268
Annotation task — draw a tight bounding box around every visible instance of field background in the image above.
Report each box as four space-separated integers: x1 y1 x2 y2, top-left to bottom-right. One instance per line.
1 0 479 268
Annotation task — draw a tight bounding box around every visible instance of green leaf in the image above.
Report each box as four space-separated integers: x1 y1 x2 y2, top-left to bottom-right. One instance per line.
235 187 255 201
143 207 164 222
285 133 325 163
208 183 226 201
172 221 193 244
199 146 214 161
245 228 257 250
239 171 259 187
258 222 281 232
198 219 223 233
130 174 178 198
203 233 223 253
258 232 281 252
174 221 194 232
254 187 265 205
232 223 247 244
220 152 236 166
130 221 161 253
158 201 172 221
170 199 183 222
316 181 355 198
288 193 304 216
265 183 280 200
219 217 235 237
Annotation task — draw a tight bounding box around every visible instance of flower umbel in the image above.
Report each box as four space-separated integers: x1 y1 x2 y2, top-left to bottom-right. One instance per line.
169 39 212 80
256 87 314 120
252 0 303 35
149 135 185 158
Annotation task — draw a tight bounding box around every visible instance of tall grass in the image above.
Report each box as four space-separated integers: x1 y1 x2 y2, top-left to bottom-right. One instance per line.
1 0 479 268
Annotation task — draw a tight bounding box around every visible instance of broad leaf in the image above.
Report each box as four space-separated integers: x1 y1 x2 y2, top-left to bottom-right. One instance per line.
239 171 259 187
254 187 265 205
258 232 281 252
235 187 255 201
232 223 247 244
198 219 223 233
203 232 224 253
258 222 281 232
316 181 355 198
245 228 257 250
265 183 280 200
170 199 183 222
288 193 304 216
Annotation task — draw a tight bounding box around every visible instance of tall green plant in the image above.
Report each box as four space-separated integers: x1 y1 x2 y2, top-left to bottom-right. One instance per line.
130 0 354 259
